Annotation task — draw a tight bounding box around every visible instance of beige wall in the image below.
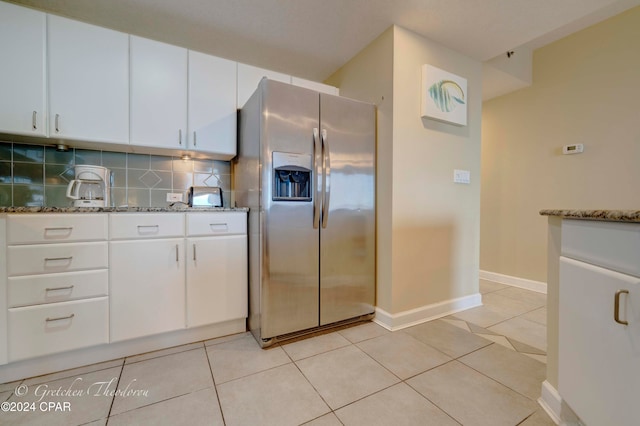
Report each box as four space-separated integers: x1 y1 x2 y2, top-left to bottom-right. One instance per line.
481 6 640 283
326 27 395 310
328 26 482 315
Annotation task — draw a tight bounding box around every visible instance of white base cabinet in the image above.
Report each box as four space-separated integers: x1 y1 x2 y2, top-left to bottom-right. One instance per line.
1 211 247 367
110 238 186 342
3 214 109 363
8 297 109 361
558 220 640 426
187 235 247 327
186 212 248 327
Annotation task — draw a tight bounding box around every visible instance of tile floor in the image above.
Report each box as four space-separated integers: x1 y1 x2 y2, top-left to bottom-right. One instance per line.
1 280 554 425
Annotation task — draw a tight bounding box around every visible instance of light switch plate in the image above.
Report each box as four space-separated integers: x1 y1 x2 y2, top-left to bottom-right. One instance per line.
453 169 470 184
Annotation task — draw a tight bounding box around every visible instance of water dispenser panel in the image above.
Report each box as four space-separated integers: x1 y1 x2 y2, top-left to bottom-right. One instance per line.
272 152 312 201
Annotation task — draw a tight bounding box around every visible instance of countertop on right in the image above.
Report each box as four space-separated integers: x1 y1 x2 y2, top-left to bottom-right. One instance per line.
540 209 640 222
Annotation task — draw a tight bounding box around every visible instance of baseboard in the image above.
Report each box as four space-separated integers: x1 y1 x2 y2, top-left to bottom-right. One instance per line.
480 270 547 294
0 318 246 384
373 293 482 331
538 380 582 425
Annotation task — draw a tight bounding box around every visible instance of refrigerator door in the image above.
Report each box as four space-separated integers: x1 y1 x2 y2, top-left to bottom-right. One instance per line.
261 80 321 338
319 94 376 325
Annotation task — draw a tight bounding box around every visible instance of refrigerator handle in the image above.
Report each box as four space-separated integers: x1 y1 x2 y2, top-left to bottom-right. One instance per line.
313 128 321 229
321 128 331 228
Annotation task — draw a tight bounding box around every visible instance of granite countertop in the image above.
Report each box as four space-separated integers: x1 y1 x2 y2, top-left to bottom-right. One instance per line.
0 206 249 214
540 209 640 222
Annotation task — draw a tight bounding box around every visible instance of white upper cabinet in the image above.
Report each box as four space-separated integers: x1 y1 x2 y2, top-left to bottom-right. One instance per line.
291 77 339 96
130 36 188 149
188 51 237 159
0 2 46 137
47 15 129 144
237 63 291 108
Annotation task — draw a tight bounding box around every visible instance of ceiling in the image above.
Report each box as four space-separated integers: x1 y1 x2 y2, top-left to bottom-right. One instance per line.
8 0 640 98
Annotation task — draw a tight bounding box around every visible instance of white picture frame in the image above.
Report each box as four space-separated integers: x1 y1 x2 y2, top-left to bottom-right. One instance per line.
421 64 467 126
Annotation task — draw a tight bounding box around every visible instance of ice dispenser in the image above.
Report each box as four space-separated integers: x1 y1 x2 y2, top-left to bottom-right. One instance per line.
273 151 311 201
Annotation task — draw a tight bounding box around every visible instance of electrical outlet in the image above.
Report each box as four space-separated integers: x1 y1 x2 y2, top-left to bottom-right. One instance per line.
166 192 183 203
453 169 470 184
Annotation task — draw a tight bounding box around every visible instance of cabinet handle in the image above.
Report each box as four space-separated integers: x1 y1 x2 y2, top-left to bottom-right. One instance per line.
193 131 197 147
55 114 60 133
176 244 179 262
45 285 74 292
137 225 159 234
45 226 73 231
46 313 75 322
32 111 37 130
179 129 182 145
614 289 629 325
44 256 73 262
193 243 196 261
209 223 228 231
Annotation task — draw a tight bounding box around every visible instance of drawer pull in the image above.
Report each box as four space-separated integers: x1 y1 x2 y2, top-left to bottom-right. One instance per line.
44 256 73 262
614 289 629 325
45 285 74 292
209 223 229 231
137 225 160 234
46 313 75 322
45 226 73 232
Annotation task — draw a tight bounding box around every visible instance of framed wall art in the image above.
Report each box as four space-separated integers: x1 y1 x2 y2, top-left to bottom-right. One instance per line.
421 64 467 126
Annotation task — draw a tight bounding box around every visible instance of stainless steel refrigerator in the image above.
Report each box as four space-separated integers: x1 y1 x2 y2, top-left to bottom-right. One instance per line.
235 78 376 347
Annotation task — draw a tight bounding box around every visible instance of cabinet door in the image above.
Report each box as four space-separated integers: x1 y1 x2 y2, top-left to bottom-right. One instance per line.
130 36 188 149
48 15 129 144
237 63 290 108
559 256 640 426
0 2 46 136
188 51 237 159
110 238 185 341
186 235 247 327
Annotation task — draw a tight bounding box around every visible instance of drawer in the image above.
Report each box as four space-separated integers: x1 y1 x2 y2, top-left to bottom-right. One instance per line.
110 213 184 239
186 212 246 236
8 297 109 361
7 214 108 244
8 269 108 308
562 220 640 277
7 242 108 276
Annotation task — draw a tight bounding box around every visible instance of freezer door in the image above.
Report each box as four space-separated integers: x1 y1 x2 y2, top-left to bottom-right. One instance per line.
261 80 321 338
319 94 376 325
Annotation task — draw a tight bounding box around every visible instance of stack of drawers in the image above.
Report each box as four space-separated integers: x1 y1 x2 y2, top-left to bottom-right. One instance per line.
6 214 109 361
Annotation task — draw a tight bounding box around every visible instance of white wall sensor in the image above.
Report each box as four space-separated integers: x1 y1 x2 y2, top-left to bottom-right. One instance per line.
563 144 584 155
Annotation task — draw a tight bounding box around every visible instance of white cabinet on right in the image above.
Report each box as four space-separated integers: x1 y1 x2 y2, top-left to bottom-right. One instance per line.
130 36 188 150
186 212 247 328
558 220 640 426
237 63 290 108
187 51 237 159
291 77 339 96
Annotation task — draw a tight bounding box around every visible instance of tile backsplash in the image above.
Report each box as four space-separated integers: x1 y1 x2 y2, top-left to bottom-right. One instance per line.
0 141 231 208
